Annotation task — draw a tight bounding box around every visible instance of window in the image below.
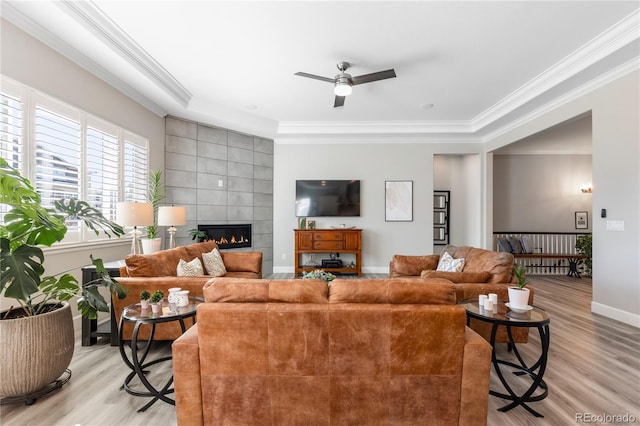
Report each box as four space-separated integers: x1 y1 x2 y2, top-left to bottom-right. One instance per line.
0 76 149 245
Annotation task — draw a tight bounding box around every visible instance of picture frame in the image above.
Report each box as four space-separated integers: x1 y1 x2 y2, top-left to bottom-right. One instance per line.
575 211 588 229
307 220 316 229
385 180 413 222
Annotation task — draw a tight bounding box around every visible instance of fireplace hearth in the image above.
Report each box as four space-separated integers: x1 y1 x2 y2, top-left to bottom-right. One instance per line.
198 224 251 249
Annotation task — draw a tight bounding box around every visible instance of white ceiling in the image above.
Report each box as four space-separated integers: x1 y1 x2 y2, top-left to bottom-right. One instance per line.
2 1 639 144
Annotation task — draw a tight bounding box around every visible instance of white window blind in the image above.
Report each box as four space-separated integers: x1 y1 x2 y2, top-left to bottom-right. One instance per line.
0 91 23 171
86 125 119 222
0 76 150 246
34 106 81 208
123 136 148 203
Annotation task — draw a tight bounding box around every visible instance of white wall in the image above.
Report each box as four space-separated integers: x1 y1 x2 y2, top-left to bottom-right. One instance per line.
433 154 482 251
485 69 640 327
493 154 593 231
0 19 166 323
273 143 483 273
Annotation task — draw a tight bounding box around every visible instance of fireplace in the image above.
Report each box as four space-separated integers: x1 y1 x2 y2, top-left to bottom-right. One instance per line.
198 224 251 249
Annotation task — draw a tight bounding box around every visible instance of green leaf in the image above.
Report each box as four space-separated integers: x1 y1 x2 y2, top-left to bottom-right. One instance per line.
39 274 79 303
54 199 124 238
0 239 43 302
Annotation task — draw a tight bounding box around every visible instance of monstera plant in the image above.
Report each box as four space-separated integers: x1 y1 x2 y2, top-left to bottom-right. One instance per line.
0 157 127 399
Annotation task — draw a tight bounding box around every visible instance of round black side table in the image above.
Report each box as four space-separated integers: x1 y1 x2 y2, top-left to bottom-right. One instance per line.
461 299 550 417
118 297 203 412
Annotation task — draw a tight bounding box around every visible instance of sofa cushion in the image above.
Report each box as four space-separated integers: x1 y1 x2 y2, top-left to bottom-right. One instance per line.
177 258 205 276
390 254 439 277
436 252 465 272
203 278 328 303
124 246 190 277
496 237 512 253
202 248 227 277
124 240 218 277
442 245 514 283
329 278 457 305
507 237 523 254
420 270 491 283
520 235 534 254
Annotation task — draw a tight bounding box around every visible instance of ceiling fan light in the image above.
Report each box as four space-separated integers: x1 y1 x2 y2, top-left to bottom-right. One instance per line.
334 75 352 96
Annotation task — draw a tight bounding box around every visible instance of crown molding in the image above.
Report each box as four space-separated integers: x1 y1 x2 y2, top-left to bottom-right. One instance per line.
275 133 482 145
472 9 640 133
55 0 192 108
1 2 168 117
277 120 475 136
482 56 640 144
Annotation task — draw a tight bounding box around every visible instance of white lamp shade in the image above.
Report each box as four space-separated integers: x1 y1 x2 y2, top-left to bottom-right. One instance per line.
157 206 187 226
116 202 154 226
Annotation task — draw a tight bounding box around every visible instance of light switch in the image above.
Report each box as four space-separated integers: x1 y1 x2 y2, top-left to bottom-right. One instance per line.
218 179 224 187
606 220 624 231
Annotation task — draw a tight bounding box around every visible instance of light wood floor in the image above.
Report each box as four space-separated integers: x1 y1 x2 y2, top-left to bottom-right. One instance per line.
1 275 638 425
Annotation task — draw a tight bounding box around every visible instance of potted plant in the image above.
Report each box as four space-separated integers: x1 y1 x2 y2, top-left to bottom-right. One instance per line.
575 234 592 277
141 170 164 254
0 158 127 399
150 290 164 313
507 264 531 311
140 290 151 309
302 269 336 283
189 228 208 242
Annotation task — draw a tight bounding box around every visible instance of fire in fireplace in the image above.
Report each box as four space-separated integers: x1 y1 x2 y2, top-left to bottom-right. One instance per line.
197 224 252 249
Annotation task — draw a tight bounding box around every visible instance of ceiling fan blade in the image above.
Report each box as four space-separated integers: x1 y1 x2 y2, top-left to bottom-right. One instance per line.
351 69 396 85
294 72 335 83
334 95 346 108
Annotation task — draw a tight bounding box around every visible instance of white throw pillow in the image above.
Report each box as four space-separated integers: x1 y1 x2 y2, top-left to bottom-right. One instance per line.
177 257 204 277
202 248 227 277
436 251 465 272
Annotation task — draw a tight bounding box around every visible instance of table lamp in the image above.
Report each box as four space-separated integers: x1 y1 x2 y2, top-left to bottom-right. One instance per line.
157 205 187 249
116 202 154 255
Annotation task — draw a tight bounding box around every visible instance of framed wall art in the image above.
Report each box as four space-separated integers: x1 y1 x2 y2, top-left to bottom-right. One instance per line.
575 211 588 229
385 180 413 222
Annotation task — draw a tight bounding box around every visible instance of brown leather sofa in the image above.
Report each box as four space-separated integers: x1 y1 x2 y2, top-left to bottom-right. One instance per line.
389 245 534 343
113 241 262 340
172 277 492 425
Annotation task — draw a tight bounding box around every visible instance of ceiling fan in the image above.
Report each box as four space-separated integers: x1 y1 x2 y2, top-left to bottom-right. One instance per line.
295 62 396 108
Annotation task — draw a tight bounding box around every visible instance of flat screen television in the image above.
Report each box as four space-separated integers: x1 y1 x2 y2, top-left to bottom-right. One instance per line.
295 180 360 217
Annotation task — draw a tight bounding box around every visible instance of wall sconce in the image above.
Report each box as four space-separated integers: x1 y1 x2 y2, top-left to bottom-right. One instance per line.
116 202 154 254
158 205 187 249
580 184 593 194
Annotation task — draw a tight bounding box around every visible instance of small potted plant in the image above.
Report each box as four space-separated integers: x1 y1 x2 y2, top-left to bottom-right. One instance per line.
302 269 336 283
150 290 164 313
508 264 531 311
140 290 151 309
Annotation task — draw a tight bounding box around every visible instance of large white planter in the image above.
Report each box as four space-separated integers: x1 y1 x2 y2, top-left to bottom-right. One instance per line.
141 238 162 254
0 302 74 398
508 287 531 310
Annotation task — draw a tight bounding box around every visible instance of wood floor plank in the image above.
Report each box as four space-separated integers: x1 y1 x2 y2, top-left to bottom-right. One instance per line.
1 275 638 425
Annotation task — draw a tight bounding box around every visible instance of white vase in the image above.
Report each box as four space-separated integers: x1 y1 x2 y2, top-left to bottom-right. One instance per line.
167 287 182 304
508 287 530 310
141 238 162 254
140 299 150 309
175 290 190 307
151 303 161 314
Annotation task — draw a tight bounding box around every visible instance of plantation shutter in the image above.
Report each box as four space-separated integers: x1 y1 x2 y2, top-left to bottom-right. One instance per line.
86 124 119 223
123 135 148 203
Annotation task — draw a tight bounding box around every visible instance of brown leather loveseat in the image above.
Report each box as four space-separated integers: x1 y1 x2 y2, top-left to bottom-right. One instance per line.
389 245 534 343
113 241 262 340
172 277 492 425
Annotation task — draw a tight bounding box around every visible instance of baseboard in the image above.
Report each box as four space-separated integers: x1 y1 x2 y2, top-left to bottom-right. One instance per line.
591 301 640 328
273 266 390 275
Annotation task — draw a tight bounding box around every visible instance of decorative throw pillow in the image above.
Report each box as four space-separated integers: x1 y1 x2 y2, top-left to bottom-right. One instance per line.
520 235 534 254
508 236 523 254
177 258 204 277
497 237 512 253
436 251 465 272
202 248 227 277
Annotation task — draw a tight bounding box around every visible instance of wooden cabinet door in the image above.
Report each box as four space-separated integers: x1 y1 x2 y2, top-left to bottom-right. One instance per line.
296 231 313 250
344 231 361 249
